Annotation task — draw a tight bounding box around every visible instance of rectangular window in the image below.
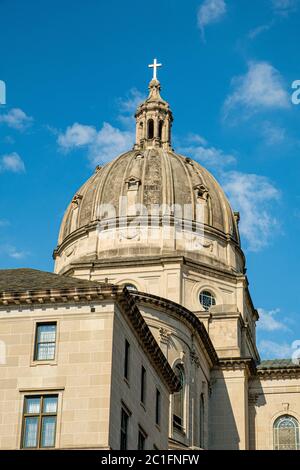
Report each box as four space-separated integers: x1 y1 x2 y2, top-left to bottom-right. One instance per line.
124 339 130 380
140 366 146 404
120 407 130 450
155 389 161 426
34 323 56 361
138 427 147 450
21 395 58 449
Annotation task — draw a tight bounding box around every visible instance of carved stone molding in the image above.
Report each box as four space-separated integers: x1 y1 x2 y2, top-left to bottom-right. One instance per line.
159 327 171 346
248 393 259 405
190 347 201 368
71 193 83 208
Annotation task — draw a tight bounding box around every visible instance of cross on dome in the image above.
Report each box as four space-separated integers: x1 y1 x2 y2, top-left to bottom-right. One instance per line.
148 58 162 80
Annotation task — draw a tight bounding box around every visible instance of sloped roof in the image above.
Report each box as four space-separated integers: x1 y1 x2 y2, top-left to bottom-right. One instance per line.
0 268 101 292
258 359 300 370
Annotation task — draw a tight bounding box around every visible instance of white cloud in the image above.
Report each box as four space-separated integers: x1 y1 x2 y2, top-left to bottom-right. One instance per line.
0 219 10 227
58 123 97 149
117 88 145 115
197 0 227 39
178 133 236 170
272 0 298 14
224 62 290 118
257 308 289 331
261 121 287 145
58 122 134 166
0 152 25 173
0 244 28 260
0 108 33 130
248 23 273 40
259 339 293 359
222 171 280 251
116 88 145 129
89 123 134 165
177 133 281 251
57 89 143 166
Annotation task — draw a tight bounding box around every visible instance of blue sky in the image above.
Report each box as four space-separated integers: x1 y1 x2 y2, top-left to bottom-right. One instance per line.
0 0 300 359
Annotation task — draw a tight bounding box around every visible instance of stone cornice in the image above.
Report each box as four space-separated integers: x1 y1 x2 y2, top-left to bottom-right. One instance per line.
217 357 257 376
131 291 219 366
0 284 180 394
60 253 240 284
0 284 118 306
257 367 300 380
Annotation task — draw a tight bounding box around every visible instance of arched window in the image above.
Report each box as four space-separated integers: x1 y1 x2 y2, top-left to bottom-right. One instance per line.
274 415 300 450
158 120 164 140
147 119 154 139
139 122 144 140
199 290 216 311
173 365 185 431
199 393 205 448
123 283 138 292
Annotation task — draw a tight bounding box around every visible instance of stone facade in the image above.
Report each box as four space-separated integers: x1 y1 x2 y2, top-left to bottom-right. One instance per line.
0 278 177 449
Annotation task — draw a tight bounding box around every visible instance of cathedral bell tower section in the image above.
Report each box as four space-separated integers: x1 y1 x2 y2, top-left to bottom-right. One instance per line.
134 59 173 150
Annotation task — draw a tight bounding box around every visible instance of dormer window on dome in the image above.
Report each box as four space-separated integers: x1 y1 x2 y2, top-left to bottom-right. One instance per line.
134 59 173 151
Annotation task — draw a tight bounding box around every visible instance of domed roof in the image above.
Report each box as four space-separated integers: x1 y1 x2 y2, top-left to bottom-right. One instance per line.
57 148 239 246
54 67 242 274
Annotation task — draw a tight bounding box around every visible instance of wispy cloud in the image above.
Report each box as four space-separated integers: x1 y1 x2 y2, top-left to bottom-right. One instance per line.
0 108 33 131
222 171 280 251
177 133 280 251
116 88 145 129
271 0 298 15
248 2 298 40
178 133 236 170
0 219 10 227
223 61 290 119
257 308 289 331
261 121 287 146
0 152 25 173
248 22 274 40
0 244 28 260
197 0 227 40
259 339 293 359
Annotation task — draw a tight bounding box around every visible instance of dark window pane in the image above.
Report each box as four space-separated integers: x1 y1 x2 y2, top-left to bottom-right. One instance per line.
155 389 161 425
124 340 130 380
138 431 146 450
120 408 129 450
173 366 184 431
141 367 146 404
199 291 216 311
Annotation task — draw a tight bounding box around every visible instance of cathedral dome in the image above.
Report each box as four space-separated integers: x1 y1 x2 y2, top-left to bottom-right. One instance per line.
54 66 243 275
